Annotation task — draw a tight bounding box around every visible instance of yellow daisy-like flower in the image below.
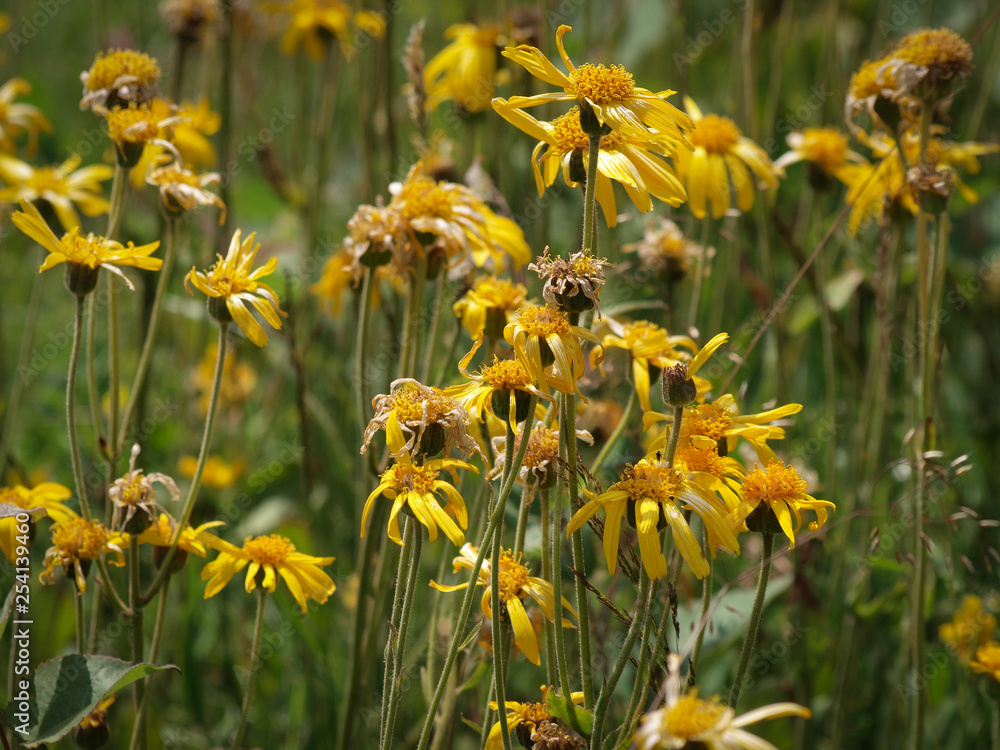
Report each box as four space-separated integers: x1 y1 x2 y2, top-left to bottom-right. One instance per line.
0 153 112 231
190 343 258 417
636 654 811 750
80 48 161 111
567 457 739 580
491 420 593 492
598 319 699 413
0 482 74 562
185 228 287 346
146 160 226 222
492 101 687 226
486 686 585 750
362 414 477 546
0 78 52 155
201 533 336 613
11 199 161 292
939 594 997 664
445 333 553 435
137 513 225 558
108 444 180 532
728 460 835 547
504 305 604 396
40 517 127 593
129 98 222 188
879 27 973 104
971 641 1000 683
671 442 746 510
265 0 351 61
425 23 502 114
673 97 781 219
501 24 691 148
431 544 577 666
773 128 868 182
622 217 703 279
103 103 180 149
178 454 246 491
453 275 529 339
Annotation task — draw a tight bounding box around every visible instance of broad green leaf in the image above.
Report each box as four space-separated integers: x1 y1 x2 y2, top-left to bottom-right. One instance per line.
546 689 593 737
5 655 179 747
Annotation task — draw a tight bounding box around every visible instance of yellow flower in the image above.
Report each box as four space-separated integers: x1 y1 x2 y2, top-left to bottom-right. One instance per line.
0 78 52 155
773 128 867 181
0 482 74 562
103 103 179 150
137 513 224 559
202 533 336 612
145 160 226 222
453 275 528 338
178 454 246 490
491 420 593 491
362 414 477 546
939 594 997 664
40 518 127 593
430 544 577 666
673 97 781 219
635 654 811 750
492 101 687 226
622 218 703 278
425 23 502 113
501 24 691 148
971 641 1000 683
190 344 258 416
880 28 973 103
266 0 352 61
108 444 180 532
671 443 745 510
80 48 161 110
728 460 834 547
185 228 287 346
485 686 585 750
130 98 222 186
567 457 739 580
504 305 604 397
0 153 112 231
12 199 161 292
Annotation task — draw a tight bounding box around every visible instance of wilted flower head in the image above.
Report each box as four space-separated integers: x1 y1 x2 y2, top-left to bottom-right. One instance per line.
146 159 226 222
0 78 52 155
491 421 593 492
159 0 221 39
622 218 703 279
41 518 127 593
109 443 180 532
80 48 161 111
343 200 412 274
881 27 973 103
530 249 610 315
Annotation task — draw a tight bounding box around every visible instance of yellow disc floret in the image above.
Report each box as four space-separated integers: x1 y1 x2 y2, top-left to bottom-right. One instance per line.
740 460 808 506
570 63 637 105
681 402 733 443
690 114 742 154
52 518 108 561
799 128 849 174
479 358 534 391
616 461 683 504
663 694 727 738
243 534 295 566
106 105 160 145
496 549 530 602
515 306 572 337
84 49 161 92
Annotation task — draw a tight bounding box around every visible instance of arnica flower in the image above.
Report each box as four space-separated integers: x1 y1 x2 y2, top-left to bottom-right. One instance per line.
40 517 127 593
265 0 351 61
190 343 257 417
12 198 161 294
622 218 703 280
424 23 502 114
491 420 593 492
568 457 739 580
431 543 577 666
363 378 481 460
201 533 336 613
108 444 180 533
878 27 973 104
0 482 74 562
486 685 585 750
185 228 287 346
362 414 478 547
491 101 687 226
103 103 182 167
673 97 781 219
501 24 691 146
146 160 226 223
772 128 868 185
939 594 997 664
598 319 700 413
671 443 746 510
0 153 112 231
80 48 161 111
446 333 553 436
728 460 835 547
179 454 246 491
130 97 222 187
635 654 811 750
453 275 528 339
342 201 412 274
159 0 221 40
530 249 610 315
137 513 224 558
504 305 604 397
971 641 1000 683
845 56 902 130
0 78 52 155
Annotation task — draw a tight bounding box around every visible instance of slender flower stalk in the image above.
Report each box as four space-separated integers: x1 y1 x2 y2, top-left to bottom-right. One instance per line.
231 589 267 750
68 296 92 522
729 532 774 708
491 433 514 750
128 535 146 750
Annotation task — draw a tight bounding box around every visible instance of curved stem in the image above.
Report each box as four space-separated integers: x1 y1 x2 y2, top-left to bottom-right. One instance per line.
67 295 92 521
491 462 514 750
582 134 601 254
128 536 146 750
74 591 86 654
86 293 103 448
382 520 422 750
729 532 774 708
231 589 267 750
590 387 636 478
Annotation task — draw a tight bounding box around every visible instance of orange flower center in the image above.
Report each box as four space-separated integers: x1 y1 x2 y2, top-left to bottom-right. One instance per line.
496 549 530 602
85 49 161 91
663 694 726 738
516 306 571 337
396 177 458 219
52 519 107 561
741 460 808 506
674 445 728 478
615 460 683 504
243 534 295 565
479 358 533 391
681 402 732 443
800 128 849 174
690 114 741 154
570 63 637 105
552 106 626 154
106 106 160 145
523 428 559 469
386 461 438 496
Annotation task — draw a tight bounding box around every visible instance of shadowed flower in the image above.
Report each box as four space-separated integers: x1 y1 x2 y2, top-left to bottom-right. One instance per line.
0 482 74 562
178 454 246 490
137 513 224 558
773 128 867 183
263 0 355 61
185 228 287 345
0 78 52 154
939 594 997 664
485 685 585 750
453 275 529 338
80 49 161 111
531 249 610 315
0 153 112 231
971 641 1000 683
504 305 604 396
622 218 703 279
109 444 180 532
202 533 336 612
159 0 221 39
76 695 114 748
146 160 225 222
491 420 592 492
431 543 577 666
425 23 502 113
40 517 127 593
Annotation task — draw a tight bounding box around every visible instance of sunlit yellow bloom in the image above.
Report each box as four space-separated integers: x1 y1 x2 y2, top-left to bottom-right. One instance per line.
0 78 52 155
431 543 577 666
130 98 222 186
159 0 221 39
80 49 161 111
178 454 246 490
971 641 1000 683
137 513 225 557
773 128 867 182
146 160 225 222
492 101 686 226
501 24 691 148
103 103 180 151
453 275 528 338
671 443 745 510
728 460 834 547
0 153 112 231
0 482 74 562
40 517 127 593
636 654 811 750
362 414 477 546
485 686 585 750
109 444 180 532
185 229 287 346
425 23 502 113
939 594 997 664
353 10 386 41
12 199 161 291
202 533 335 612
673 97 780 219
568 457 738 580
265 0 351 61
504 305 604 397
491 420 592 491
622 218 703 279
190 343 258 417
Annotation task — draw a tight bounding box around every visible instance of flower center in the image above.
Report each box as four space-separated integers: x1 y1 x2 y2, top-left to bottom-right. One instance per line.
569 63 637 105
849 59 896 100
514 701 549 725
552 107 626 154
523 428 559 469
663 695 727 738
674 445 728 477
396 177 458 219
623 321 667 351
469 277 527 309
116 475 148 507
801 128 848 174
85 49 161 91
60 230 114 268
690 114 741 154
25 167 67 194
52 519 107 560
516 306 571 337
615 460 682 505
388 462 438 496
681 402 733 443
0 488 27 508
741 460 808 506
243 534 295 565
894 28 972 71
496 549 530 601
106 106 160 145
390 386 455 425
480 357 533 391
153 166 204 188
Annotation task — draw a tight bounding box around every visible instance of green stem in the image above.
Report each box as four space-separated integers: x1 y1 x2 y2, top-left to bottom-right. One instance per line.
583 134 602 254
382 520 422 750
552 397 573 699
106 161 126 241
67 295 92 521
75 590 86 654
689 548 712 679
421 273 448 384
513 487 531 556
129 577 171 750
540 487 556 686
398 254 428 379
128 536 146 750
664 406 684 467
231 589 267 750
729 532 774 708
591 387 636 479
107 275 120 465
491 466 514 750
615 587 656 746
86 293 103 449
688 216 712 329
380 519 414 746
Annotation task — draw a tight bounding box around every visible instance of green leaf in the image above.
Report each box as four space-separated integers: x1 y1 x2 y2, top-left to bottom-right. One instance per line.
5 654 179 747
545 689 593 737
